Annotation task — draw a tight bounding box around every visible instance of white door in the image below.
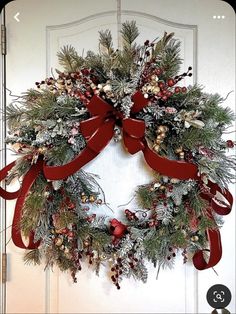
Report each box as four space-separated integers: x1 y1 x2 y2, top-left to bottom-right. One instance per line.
1 0 235 313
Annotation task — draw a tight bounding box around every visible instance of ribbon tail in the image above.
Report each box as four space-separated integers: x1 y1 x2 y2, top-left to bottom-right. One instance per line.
44 120 115 181
12 159 43 249
208 181 233 215
193 229 222 270
0 161 21 200
143 145 198 180
43 147 98 181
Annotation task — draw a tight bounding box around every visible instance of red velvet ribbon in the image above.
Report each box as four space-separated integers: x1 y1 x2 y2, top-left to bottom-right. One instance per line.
11 158 43 249
0 158 43 249
0 161 20 199
192 180 233 270
43 91 198 181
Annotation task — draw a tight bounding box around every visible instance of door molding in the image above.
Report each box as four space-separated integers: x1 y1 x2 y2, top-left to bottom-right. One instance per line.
46 10 197 83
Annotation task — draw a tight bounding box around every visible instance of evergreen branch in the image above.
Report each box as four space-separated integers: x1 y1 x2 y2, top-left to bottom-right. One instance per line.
57 45 84 72
153 32 175 56
99 29 113 53
6 103 28 129
120 21 139 46
24 249 41 265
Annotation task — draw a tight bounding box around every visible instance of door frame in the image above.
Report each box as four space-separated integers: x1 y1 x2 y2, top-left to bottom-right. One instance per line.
0 6 7 314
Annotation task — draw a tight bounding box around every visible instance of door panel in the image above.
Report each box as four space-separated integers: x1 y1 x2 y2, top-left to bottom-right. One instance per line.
1 0 235 313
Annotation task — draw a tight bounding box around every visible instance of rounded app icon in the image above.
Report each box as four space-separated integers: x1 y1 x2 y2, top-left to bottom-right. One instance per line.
207 284 231 309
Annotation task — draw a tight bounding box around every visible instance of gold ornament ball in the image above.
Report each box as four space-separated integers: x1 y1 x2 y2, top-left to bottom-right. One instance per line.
83 240 90 247
157 125 168 134
142 86 148 92
191 235 199 242
38 147 46 154
153 144 160 152
81 196 87 203
159 132 166 139
159 185 166 191
100 254 107 260
151 74 158 81
179 152 185 159
175 147 183 154
153 86 160 94
156 135 163 141
89 195 96 203
155 139 162 145
55 237 63 246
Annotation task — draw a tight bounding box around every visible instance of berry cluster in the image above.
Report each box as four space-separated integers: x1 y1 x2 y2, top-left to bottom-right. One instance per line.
35 69 99 105
111 258 123 289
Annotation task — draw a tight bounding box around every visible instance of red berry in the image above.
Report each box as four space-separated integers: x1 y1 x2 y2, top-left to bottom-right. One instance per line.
166 91 173 97
158 82 165 89
174 86 181 93
167 79 175 87
68 202 75 209
156 69 162 75
157 91 162 97
162 95 168 101
181 87 187 93
226 140 234 148
67 231 74 238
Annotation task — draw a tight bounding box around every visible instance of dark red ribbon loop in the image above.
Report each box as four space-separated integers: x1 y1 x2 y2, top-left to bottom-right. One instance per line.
193 229 222 270
192 179 233 270
0 161 20 199
12 159 43 249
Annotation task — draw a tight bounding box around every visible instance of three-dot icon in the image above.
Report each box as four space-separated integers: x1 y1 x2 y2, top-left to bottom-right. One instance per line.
213 15 225 19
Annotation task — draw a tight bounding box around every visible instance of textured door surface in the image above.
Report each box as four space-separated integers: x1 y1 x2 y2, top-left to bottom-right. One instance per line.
1 0 235 313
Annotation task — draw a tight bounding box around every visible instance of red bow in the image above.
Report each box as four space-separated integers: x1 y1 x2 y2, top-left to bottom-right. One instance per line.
79 91 146 155
43 91 198 180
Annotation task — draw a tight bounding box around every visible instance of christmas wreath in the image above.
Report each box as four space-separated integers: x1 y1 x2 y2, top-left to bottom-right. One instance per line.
0 21 235 288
